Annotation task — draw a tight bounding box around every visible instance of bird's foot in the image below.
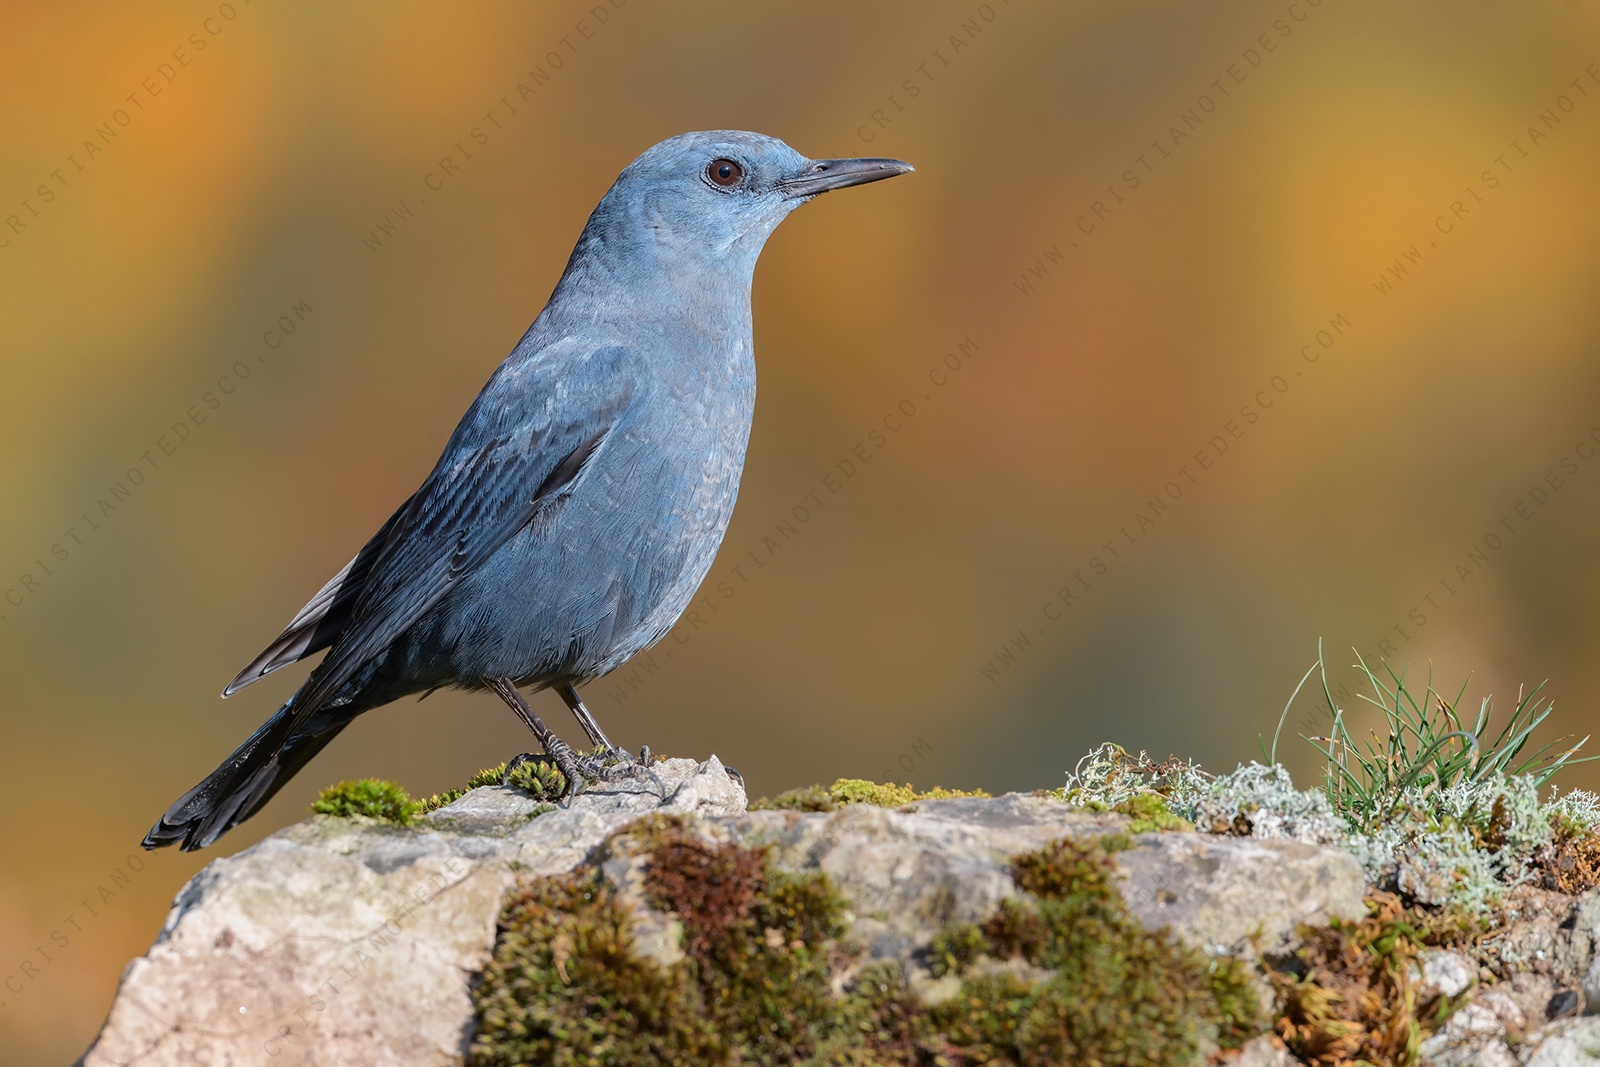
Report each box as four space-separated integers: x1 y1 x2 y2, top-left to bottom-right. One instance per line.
573 744 667 800
599 744 739 787
502 744 665 803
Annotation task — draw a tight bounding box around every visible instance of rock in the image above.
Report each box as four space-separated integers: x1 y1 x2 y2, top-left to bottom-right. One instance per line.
732 794 1364 968
1526 1016 1600 1065
81 764 1365 1066
1419 1000 1519 1067
79 757 742 1067
1420 949 1478 999
1113 827 1365 953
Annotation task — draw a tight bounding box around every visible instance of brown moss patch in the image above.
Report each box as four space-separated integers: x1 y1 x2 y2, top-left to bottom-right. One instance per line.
1271 891 1477 1066
643 831 767 958
640 825 851 1062
1535 821 1600 894
470 872 721 1065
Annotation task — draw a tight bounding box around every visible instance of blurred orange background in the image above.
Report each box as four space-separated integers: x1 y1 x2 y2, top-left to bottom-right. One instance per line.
4 2 1600 1061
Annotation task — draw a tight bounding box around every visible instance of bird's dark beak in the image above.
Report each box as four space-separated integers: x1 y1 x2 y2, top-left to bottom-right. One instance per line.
777 157 914 199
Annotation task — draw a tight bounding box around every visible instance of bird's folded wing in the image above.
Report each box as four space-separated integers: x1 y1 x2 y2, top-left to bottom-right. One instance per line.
253 344 639 729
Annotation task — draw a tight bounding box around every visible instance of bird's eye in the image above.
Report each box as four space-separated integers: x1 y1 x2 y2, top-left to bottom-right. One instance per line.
707 158 744 187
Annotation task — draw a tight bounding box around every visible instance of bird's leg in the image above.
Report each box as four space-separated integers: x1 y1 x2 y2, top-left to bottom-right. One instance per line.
486 677 582 802
554 681 620 755
554 682 665 798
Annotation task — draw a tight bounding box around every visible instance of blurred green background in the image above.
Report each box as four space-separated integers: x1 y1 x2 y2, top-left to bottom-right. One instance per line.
4 1 1600 1060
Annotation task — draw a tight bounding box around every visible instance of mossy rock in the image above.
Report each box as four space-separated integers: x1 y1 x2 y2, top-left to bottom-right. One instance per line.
470 826 1264 1065
752 777 990 813
935 835 1263 1064
314 758 570 827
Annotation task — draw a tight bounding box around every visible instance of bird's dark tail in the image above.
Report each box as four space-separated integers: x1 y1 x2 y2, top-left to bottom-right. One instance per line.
142 694 353 852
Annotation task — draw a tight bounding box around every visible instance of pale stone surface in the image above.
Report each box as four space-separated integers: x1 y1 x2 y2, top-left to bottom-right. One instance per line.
79 757 740 1067
735 793 1366 967
1527 1017 1600 1066
1420 949 1478 999
1228 1036 1298 1066
1418 1001 1519 1067
79 765 1368 1066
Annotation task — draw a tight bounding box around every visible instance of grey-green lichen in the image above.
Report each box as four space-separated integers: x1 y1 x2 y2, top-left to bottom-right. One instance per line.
1062 743 1600 916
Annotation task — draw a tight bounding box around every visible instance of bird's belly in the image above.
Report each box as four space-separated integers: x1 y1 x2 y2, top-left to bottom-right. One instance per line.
426 415 748 683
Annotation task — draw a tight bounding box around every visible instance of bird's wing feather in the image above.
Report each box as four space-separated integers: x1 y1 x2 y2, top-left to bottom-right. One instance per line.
270 343 640 729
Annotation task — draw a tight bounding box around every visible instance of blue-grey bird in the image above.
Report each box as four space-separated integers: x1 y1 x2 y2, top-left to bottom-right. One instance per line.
142 131 912 851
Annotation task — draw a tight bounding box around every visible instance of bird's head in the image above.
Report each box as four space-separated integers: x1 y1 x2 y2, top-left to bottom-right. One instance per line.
583 130 913 280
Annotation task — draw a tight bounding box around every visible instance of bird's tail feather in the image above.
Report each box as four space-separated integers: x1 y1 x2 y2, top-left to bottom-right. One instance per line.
142 694 352 852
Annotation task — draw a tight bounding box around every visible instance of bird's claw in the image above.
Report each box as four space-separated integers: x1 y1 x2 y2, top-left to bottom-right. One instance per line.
571 745 667 800
503 743 665 803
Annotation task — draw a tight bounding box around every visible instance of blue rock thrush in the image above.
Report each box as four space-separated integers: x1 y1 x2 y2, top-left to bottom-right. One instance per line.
143 131 912 851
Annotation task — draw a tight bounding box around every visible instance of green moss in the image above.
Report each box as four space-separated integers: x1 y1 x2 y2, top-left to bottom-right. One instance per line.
642 827 847 1061
753 777 990 812
506 758 569 800
413 787 467 815
751 783 836 812
821 961 929 1064
1205 955 1267 1051
962 835 1265 1063
929 970 1037 1062
314 766 541 822
1064 787 1195 834
927 921 987 977
1113 793 1194 834
470 872 721 1065
472 829 1265 1065
474 821 916 1066
310 778 419 825
413 758 569 815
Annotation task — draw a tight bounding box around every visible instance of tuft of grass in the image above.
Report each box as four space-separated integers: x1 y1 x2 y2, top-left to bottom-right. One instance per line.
1281 641 1597 834
752 778 989 812
311 778 419 825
